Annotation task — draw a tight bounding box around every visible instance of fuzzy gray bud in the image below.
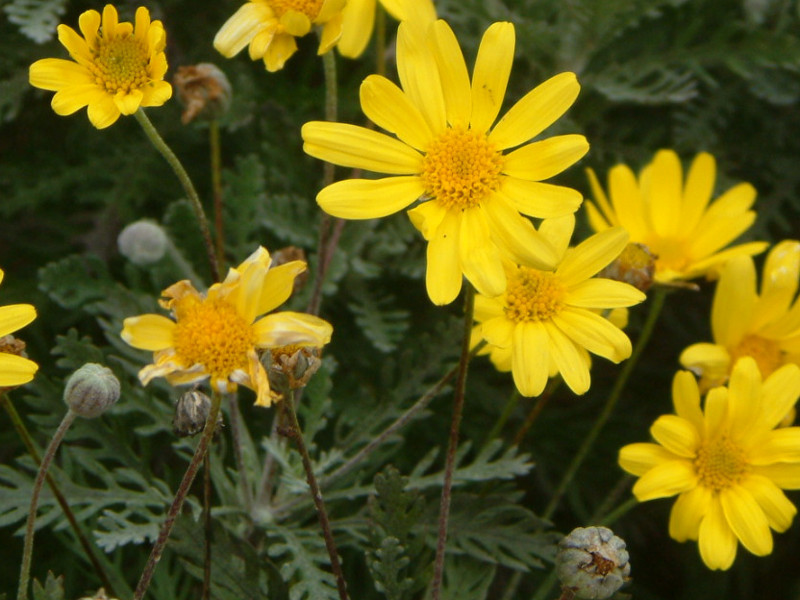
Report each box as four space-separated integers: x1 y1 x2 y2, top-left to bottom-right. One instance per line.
173 389 222 437
556 526 631 600
63 364 121 418
118 220 168 265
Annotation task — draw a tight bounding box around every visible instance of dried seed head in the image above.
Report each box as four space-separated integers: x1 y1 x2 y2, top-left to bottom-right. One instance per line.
173 63 232 124
173 389 223 437
598 242 656 292
63 364 121 419
556 526 631 600
118 220 168 265
266 345 323 395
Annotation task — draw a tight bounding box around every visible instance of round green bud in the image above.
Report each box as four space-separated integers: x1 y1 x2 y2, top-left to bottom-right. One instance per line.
63 363 121 419
556 526 631 600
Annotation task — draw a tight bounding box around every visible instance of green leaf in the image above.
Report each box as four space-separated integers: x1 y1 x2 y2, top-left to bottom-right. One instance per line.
31 571 65 600
440 557 496 600
38 254 114 310
267 524 339 600
347 282 411 354
4 0 67 44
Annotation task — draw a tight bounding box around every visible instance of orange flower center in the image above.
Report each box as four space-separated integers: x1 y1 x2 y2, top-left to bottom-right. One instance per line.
504 267 565 322
90 34 150 94
172 296 254 379
694 434 748 492
421 127 504 210
269 0 324 19
730 334 783 378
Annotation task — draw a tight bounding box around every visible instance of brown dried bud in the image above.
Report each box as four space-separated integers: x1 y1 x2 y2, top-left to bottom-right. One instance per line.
267 345 322 394
63 364 121 419
598 242 656 292
173 63 232 124
556 526 631 600
173 389 223 437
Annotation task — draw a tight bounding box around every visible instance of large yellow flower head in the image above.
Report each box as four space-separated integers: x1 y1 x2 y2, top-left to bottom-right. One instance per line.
338 0 436 58
214 0 347 72
680 241 800 392
29 5 172 129
303 19 589 305
619 358 800 570
121 247 332 407
472 215 646 397
586 150 767 284
0 269 38 387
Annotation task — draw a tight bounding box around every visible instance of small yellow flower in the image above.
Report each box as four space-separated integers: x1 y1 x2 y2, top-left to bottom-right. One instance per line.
619 358 800 570
121 247 332 406
586 150 767 284
0 269 38 387
303 20 589 305
28 5 172 129
680 241 800 392
472 216 646 397
338 0 436 58
214 0 347 72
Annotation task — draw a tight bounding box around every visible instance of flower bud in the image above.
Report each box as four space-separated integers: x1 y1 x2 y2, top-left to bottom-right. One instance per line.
556 526 631 600
78 588 119 600
266 345 323 394
118 220 168 265
63 364 121 419
598 242 656 292
173 63 232 124
173 389 222 437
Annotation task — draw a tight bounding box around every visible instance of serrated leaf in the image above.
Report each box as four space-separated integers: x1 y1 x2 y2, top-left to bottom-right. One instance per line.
347 283 410 353
4 0 67 43
267 525 339 600
38 254 114 310
51 328 105 371
440 557 495 600
31 571 65 600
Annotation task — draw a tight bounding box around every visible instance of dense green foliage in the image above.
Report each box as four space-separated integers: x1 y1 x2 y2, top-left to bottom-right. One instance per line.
2 0 800 598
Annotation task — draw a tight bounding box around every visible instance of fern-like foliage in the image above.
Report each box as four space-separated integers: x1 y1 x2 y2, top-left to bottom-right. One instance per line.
267 524 340 600
3 0 66 44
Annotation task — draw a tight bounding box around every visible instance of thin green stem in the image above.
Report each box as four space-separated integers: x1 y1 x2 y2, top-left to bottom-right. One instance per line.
209 119 225 272
598 496 639 527
542 288 667 522
430 285 476 600
589 474 634 524
282 392 349 600
134 109 219 282
375 4 386 77
481 389 520 450
202 452 212 600
133 392 222 600
227 394 253 514
513 379 561 447
1 395 119 596
17 410 77 600
530 569 560 600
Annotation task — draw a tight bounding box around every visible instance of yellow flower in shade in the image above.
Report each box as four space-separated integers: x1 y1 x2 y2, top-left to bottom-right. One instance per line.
303 19 589 305
338 0 436 58
619 358 800 570
680 241 800 393
472 215 646 397
28 5 172 129
586 150 767 284
214 0 346 72
0 269 38 387
121 248 332 407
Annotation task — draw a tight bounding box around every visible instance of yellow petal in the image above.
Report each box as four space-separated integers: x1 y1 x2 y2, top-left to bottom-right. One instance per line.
474 295 504 322
618 442 676 476
317 176 424 219
141 80 173 108
740 474 797 532
29 59 93 91
459 207 505 298
114 89 144 116
259 261 307 315
121 314 176 351
679 343 731 382
396 20 446 134
78 9 101 45
703 386 729 438
685 241 767 281
671 370 705 431
425 211 462 305
606 163 648 239
302 121 423 174
631 459 697 501
0 304 36 338
382 0 436 22
669 486 713 542
85 94 121 129
407 199 447 240
749 428 800 465
337 0 375 58
711 256 756 347
249 27 276 60
698 499 738 570
646 149 683 238
101 4 118 34
214 2 273 57
317 13 344 54
281 10 312 36
759 363 800 430
56 24 92 65
503 135 589 181
247 348 275 407
264 33 298 71
512 321 549 397
252 311 332 347
585 168 617 229
566 278 646 309
753 240 800 330
50 83 100 115
479 315 514 348
489 72 579 151
0 353 38 387
681 152 715 232
650 415 700 458
360 75 434 150
543 320 590 394
470 21 514 133
726 356 762 438
316 0 347 23
720 485 772 556
431 20 471 128
133 6 151 41
538 214 575 259
552 308 632 362
499 177 584 219
556 227 629 287
482 197 558 270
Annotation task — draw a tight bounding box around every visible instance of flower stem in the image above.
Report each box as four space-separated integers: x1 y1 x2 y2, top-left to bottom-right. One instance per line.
227 394 253 514
17 410 77 600
134 108 219 282
430 285 476 600
541 288 667 522
202 453 212 600
481 389 520 450
209 119 226 273
375 4 387 78
282 392 349 600
1 394 120 596
133 392 222 600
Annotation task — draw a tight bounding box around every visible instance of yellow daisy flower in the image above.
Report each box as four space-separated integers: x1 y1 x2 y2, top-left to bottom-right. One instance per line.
214 0 346 72
680 241 800 392
472 215 646 397
28 5 172 129
338 0 436 58
586 150 767 284
619 358 800 570
303 19 589 305
0 269 38 387
121 247 332 407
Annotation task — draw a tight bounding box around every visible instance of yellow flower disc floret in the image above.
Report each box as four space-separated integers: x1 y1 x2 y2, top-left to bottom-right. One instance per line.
421 127 504 210
91 35 150 95
172 297 255 379
270 0 324 19
504 268 566 322
730 335 782 378
694 434 749 493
